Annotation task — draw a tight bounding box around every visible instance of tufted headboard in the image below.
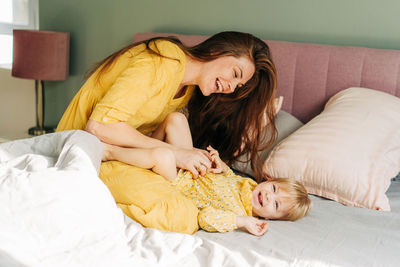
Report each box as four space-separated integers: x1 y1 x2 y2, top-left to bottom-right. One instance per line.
133 32 400 123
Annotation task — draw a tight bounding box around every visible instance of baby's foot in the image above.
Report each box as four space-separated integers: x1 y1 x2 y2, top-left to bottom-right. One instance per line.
102 142 113 162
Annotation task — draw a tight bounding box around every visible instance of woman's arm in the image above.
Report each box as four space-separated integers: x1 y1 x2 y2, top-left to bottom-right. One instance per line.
86 119 211 176
86 119 169 149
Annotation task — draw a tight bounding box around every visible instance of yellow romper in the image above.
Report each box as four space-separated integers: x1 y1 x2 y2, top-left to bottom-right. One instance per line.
173 169 256 232
56 40 199 234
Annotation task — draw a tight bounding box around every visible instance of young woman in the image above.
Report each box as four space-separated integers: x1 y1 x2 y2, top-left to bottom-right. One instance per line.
56 31 278 234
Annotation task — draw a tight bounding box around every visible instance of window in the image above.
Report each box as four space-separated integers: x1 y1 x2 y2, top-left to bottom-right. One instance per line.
0 0 38 68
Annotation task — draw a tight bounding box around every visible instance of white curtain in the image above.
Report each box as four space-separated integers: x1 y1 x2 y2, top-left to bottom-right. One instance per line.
0 0 38 66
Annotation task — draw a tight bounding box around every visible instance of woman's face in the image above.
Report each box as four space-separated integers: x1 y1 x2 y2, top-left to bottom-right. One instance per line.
198 55 255 96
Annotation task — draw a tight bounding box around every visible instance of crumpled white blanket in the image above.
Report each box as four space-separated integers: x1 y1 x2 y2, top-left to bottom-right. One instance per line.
0 130 201 267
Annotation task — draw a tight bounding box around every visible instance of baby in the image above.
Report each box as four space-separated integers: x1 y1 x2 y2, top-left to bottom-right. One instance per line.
102 112 311 236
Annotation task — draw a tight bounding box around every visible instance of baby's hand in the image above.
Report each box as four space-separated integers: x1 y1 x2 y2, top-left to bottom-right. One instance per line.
236 216 269 236
207 146 229 174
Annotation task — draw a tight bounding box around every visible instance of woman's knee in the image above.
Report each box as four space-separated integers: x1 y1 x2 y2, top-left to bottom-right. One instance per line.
164 112 188 130
157 196 199 234
171 200 199 234
123 195 199 234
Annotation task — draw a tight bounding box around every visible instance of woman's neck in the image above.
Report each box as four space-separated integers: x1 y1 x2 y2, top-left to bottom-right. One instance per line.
180 56 202 88
174 56 201 99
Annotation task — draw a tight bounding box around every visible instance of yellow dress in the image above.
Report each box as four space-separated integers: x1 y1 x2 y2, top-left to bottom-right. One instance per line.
57 40 199 234
173 169 256 232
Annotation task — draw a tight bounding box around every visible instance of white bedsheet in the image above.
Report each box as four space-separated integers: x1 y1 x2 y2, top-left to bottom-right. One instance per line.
1 130 399 267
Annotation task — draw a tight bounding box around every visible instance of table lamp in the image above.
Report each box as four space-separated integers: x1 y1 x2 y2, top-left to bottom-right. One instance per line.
12 29 70 136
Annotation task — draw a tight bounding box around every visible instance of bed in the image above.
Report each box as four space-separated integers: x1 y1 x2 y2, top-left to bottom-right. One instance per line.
0 32 399 267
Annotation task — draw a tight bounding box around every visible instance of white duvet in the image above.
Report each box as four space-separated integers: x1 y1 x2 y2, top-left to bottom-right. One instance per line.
1 130 399 267
0 131 203 267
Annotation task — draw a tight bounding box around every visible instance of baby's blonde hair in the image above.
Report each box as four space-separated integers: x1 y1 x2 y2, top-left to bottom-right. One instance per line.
268 177 312 221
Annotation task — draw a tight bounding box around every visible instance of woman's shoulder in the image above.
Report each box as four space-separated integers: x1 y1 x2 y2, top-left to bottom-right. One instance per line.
122 39 186 79
150 39 186 61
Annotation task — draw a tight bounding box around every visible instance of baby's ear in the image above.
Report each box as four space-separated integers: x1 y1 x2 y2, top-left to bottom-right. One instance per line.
262 172 273 181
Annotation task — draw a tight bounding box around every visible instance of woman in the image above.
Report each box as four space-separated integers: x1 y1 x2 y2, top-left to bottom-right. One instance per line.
56 31 277 234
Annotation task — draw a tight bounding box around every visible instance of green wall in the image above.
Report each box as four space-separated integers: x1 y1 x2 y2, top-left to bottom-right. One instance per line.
39 0 400 127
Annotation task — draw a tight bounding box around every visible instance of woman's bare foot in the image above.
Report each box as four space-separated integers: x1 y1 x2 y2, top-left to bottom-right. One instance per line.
102 142 114 162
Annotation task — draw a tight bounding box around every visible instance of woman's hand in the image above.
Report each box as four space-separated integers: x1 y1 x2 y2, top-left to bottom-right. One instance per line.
207 146 229 174
236 216 269 236
174 147 212 178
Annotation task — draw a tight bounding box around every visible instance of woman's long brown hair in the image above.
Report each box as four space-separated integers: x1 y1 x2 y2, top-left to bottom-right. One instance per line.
86 31 277 182
187 32 278 182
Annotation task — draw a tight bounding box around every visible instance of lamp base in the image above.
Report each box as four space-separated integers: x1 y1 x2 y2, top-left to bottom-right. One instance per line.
28 126 55 136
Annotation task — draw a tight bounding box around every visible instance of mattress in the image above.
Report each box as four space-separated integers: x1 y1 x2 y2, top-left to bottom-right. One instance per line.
1 130 399 267
122 176 396 267
168 179 399 266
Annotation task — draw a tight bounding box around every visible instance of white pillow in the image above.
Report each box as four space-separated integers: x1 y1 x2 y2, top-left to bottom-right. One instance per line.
263 87 400 211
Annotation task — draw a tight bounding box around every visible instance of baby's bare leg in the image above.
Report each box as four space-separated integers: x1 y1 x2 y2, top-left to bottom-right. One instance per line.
151 112 193 149
103 144 177 181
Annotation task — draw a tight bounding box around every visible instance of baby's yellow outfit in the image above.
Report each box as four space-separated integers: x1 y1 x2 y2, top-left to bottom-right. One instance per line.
173 169 257 232
57 40 199 234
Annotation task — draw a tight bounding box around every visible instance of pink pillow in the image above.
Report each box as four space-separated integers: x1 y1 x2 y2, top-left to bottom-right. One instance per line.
263 87 400 211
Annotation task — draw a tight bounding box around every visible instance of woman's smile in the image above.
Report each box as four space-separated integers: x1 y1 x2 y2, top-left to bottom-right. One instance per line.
215 78 226 92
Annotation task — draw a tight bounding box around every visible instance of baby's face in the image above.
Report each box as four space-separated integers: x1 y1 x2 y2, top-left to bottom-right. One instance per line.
251 181 292 220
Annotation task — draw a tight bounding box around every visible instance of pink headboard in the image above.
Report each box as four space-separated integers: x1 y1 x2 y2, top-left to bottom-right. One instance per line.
133 32 400 123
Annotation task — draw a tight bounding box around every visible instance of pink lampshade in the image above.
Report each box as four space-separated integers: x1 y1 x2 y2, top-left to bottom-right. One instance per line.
12 30 70 81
